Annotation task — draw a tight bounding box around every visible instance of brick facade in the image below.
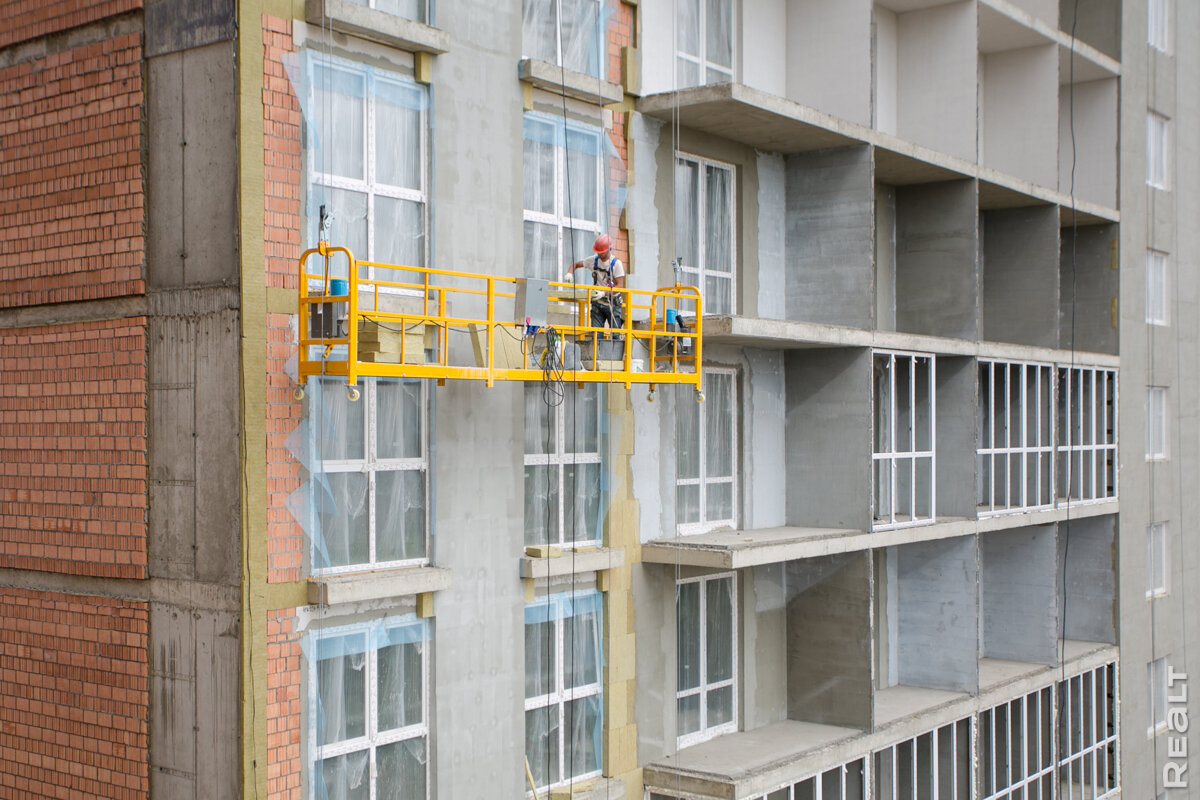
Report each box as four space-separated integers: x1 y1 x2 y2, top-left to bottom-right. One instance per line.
0 318 148 579
264 15 302 291
0 587 149 799
267 312 305 583
266 610 303 800
0 33 145 308
0 0 141 49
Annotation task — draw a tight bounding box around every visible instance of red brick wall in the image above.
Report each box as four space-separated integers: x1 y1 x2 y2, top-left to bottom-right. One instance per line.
267 312 304 583
0 587 149 799
264 15 301 291
0 33 145 308
266 610 303 799
0 318 147 578
0 0 141 48
608 0 633 267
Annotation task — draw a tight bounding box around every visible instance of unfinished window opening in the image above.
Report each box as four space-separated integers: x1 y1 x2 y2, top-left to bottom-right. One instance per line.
979 686 1053 800
524 384 603 548
676 572 736 746
309 616 429 800
1146 112 1171 190
1146 657 1167 737
676 369 737 534
310 378 429 573
676 0 733 87
676 153 736 315
1059 663 1118 799
522 0 605 78
1146 522 1168 598
1145 386 1167 461
978 361 1055 515
1149 0 1171 53
524 114 606 283
306 55 428 278
749 758 867 800
1056 367 1117 502
873 352 935 529
874 718 971 800
524 591 603 791
1146 250 1168 326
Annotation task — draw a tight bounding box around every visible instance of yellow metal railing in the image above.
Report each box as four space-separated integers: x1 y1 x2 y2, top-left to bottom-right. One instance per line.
297 242 702 396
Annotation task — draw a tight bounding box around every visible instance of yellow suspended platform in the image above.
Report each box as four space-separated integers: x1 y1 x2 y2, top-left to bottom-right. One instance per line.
297 242 702 396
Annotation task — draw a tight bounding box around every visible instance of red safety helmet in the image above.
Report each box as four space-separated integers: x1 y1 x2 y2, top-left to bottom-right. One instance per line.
593 234 613 254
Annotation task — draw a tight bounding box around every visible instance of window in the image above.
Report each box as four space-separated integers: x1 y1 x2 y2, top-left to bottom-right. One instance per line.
1058 663 1118 796
310 378 429 572
1146 522 1168 598
310 616 429 800
1147 112 1170 190
977 361 1054 515
347 0 428 24
1056 367 1117 501
751 759 866 800
676 154 735 314
1146 250 1168 325
1146 386 1166 461
524 384 603 548
676 572 736 746
876 719 971 800
306 55 428 271
874 352 935 529
676 369 737 534
1148 0 1170 52
677 0 733 87
979 689 1051 800
522 0 605 77
524 591 603 791
1148 658 1167 736
524 114 606 283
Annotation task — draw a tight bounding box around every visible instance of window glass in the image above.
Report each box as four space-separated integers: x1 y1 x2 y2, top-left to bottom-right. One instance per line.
1146 386 1166 460
675 154 735 314
524 384 604 547
1146 113 1170 190
676 369 736 534
522 0 604 78
1146 250 1168 325
1146 522 1167 597
677 0 732 87
676 574 736 746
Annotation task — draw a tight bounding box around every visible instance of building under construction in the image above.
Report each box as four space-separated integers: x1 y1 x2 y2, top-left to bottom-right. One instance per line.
0 0 1194 798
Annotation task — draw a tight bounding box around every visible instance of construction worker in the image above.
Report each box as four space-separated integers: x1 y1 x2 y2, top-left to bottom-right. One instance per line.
567 233 626 331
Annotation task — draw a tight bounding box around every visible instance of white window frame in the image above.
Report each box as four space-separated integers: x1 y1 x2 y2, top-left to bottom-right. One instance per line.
876 719 971 800
524 592 604 793
311 378 430 574
1146 522 1168 598
308 616 429 800
306 54 429 275
1146 112 1171 190
1146 385 1167 461
1148 0 1171 53
979 688 1052 800
524 384 604 548
750 758 867 800
675 153 737 315
676 0 734 87
1058 663 1119 797
523 114 606 282
676 368 738 535
676 572 737 748
978 360 1056 516
1148 657 1167 736
521 0 606 78
1146 250 1168 325
1056 367 1117 502
873 351 936 530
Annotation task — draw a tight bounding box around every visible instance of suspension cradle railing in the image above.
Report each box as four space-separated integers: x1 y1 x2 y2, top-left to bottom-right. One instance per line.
297 242 703 398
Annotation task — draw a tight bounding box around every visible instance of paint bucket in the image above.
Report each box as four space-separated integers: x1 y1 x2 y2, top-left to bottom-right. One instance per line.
329 278 349 297
665 308 679 326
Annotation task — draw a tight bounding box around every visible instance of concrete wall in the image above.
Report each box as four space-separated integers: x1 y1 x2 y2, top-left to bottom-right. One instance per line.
981 45 1058 186
741 0 787 97
934 357 977 519
785 553 873 728
745 350 788 529
784 147 876 328
980 526 1058 664
896 2 977 162
1059 222 1118 354
895 180 981 340
785 348 873 530
1058 79 1119 208
757 152 787 321
745 564 788 730
982 205 1061 348
874 7 898 135
895 537 978 693
1058 516 1117 644
1062 0 1121 59
785 0 871 125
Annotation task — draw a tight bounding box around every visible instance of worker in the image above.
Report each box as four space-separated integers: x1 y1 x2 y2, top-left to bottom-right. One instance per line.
567 233 626 331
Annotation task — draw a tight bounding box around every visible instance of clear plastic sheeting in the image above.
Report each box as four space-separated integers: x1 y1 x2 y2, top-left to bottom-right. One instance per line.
306 616 430 800
676 0 734 88
523 592 604 791
523 113 628 282
675 370 735 533
286 376 429 574
521 0 609 78
675 156 735 314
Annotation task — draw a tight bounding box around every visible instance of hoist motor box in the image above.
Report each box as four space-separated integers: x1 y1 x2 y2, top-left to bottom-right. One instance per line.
515 278 549 327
